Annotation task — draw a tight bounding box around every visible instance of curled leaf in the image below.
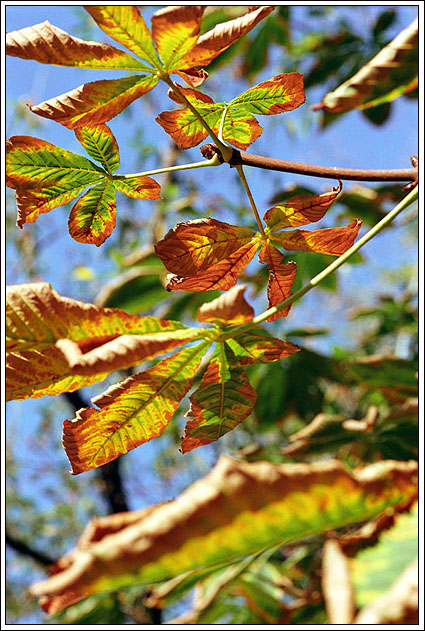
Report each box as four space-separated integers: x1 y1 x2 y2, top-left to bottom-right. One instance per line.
197 285 254 325
259 242 297 321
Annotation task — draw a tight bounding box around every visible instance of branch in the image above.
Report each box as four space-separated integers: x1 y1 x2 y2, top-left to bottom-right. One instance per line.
63 392 129 514
228 148 418 183
6 532 55 567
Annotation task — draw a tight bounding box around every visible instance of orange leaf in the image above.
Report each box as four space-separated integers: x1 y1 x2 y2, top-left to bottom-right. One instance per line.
150 6 205 72
197 285 254 325
178 6 274 69
273 220 362 256
62 344 207 474
68 180 117 246
166 238 261 292
259 242 297 321
112 176 161 199
181 343 256 453
264 182 342 230
227 332 300 365
155 218 256 277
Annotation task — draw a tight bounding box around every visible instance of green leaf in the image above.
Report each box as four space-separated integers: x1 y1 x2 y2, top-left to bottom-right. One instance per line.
68 180 117 246
75 124 120 173
231 73 305 115
181 343 257 452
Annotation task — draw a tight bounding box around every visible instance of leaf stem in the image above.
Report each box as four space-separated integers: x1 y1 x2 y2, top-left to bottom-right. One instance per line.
120 155 221 179
235 164 266 238
163 77 233 162
225 185 418 336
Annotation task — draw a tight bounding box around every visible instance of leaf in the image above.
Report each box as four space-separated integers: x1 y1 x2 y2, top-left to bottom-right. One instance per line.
264 183 342 230
220 109 263 150
150 6 205 72
272 220 362 256
177 6 274 69
6 135 104 191
62 343 208 474
68 180 117 246
231 73 305 116
227 331 300 365
28 74 159 129
313 18 418 113
29 457 418 613
258 242 297 321
84 6 160 69
6 282 195 400
15 184 93 229
6 20 151 71
112 176 161 200
74 124 120 174
181 343 257 453
197 285 254 325
166 238 261 292
155 218 256 277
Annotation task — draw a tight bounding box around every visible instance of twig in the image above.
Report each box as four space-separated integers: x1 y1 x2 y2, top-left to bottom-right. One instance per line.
6 532 55 567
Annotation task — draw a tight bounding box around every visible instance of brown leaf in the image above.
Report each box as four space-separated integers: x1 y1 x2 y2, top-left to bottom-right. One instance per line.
197 285 254 324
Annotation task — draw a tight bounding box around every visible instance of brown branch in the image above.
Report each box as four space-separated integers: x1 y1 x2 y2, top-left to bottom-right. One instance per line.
63 392 129 514
6 532 55 567
227 147 418 183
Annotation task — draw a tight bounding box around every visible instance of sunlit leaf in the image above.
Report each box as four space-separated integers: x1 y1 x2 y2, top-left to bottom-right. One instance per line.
6 282 194 400
177 6 274 69
151 6 205 72
166 238 261 292
197 285 254 325
264 182 342 230
84 6 160 69
62 343 208 474
258 241 297 321
29 74 159 129
231 73 305 115
272 220 362 256
181 343 256 453
112 176 161 200
15 183 94 229
227 331 300 364
29 457 418 613
6 135 104 191
220 109 263 150
313 18 418 113
6 20 151 71
68 180 117 246
155 218 257 277
74 124 120 174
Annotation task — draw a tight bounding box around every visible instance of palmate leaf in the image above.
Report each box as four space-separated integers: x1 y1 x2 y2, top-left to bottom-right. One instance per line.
6 127 160 243
181 343 257 453
7 6 273 127
313 18 418 114
156 73 304 150
63 343 208 474
6 282 199 400
29 456 418 614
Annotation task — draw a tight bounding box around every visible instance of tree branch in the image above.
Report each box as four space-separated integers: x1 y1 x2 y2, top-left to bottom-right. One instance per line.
63 392 129 514
6 532 55 567
228 148 418 182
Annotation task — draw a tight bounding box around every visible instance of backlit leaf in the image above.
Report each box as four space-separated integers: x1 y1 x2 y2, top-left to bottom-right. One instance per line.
258 242 297 321
112 176 161 200
84 6 160 69
272 220 362 256
156 101 223 149
29 457 418 613
178 6 274 69
181 343 257 452
313 18 418 113
6 282 193 400
6 135 104 191
264 183 342 230
155 217 256 276
15 183 94 229
68 180 117 246
220 109 263 150
6 20 151 71
74 124 120 174
29 74 159 129
227 331 300 364
62 343 208 474
197 285 254 325
151 5 204 71
231 73 305 116
166 238 261 292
